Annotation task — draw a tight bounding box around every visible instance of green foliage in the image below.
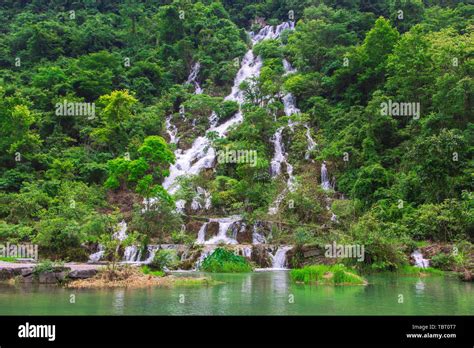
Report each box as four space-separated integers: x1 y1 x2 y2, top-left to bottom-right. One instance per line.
140 265 165 277
32 259 64 276
149 249 179 271
290 264 366 285
200 248 253 273
430 253 455 271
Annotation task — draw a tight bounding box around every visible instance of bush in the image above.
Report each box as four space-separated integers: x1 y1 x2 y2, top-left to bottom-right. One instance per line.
33 259 64 275
430 253 455 271
200 248 253 273
149 249 179 271
140 265 165 277
290 264 366 285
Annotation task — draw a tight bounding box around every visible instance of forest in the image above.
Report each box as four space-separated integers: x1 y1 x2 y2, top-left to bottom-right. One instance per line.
0 0 472 277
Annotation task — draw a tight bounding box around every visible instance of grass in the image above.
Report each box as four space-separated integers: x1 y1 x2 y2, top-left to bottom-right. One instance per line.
172 277 222 287
140 265 165 277
290 264 367 285
200 248 253 273
0 256 18 262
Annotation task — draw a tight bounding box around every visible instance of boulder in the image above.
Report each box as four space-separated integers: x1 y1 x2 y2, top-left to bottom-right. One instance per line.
68 269 98 279
236 224 253 244
0 267 32 280
251 245 272 268
206 222 219 239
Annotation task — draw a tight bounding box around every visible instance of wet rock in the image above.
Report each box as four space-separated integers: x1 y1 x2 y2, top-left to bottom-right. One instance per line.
206 222 219 239
236 224 252 244
286 245 333 268
251 245 272 268
68 269 98 279
0 267 33 280
38 271 68 283
21 268 34 277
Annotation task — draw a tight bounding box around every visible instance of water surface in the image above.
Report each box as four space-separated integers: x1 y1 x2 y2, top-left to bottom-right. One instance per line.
0 272 471 315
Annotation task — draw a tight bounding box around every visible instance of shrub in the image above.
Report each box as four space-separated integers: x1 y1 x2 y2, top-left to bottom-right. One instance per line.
430 253 455 271
149 249 179 271
33 259 64 275
290 264 366 285
140 265 165 277
200 248 253 273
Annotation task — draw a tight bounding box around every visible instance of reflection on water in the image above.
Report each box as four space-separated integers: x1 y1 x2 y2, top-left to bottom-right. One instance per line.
112 289 125 315
0 272 472 315
415 279 425 295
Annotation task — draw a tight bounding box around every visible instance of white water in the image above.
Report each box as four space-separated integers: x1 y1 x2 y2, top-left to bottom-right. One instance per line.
252 223 267 244
321 162 331 190
123 245 141 263
201 215 242 245
88 245 104 263
165 116 179 144
163 23 291 195
186 62 203 94
89 220 128 262
113 220 128 241
269 246 292 269
191 186 211 211
412 250 430 268
304 125 317 160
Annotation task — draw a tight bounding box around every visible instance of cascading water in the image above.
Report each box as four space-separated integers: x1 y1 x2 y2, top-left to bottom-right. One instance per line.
412 250 430 268
88 245 104 263
190 186 212 211
270 246 292 269
88 220 128 263
252 223 267 244
304 125 317 160
321 161 331 190
165 116 179 144
199 215 241 245
186 62 203 94
91 23 299 269
123 245 141 263
163 23 292 196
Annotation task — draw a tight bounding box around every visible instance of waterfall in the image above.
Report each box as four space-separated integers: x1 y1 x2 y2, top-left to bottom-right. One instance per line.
202 216 241 245
252 223 266 244
88 220 127 262
190 186 212 211
165 115 179 144
270 246 292 269
270 128 285 177
112 220 128 241
123 245 141 263
304 125 317 160
412 250 430 268
88 245 104 263
186 62 203 94
163 23 289 195
242 246 252 258
196 222 208 244
321 162 331 190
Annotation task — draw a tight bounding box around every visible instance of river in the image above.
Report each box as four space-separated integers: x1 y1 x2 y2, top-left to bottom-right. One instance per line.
0 271 471 315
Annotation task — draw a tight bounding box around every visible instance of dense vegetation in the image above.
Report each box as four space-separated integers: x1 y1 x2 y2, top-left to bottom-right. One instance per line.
290 264 366 285
200 248 253 272
0 0 472 273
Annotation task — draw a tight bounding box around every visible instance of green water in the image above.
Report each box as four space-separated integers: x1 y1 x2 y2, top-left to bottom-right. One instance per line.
0 271 472 315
